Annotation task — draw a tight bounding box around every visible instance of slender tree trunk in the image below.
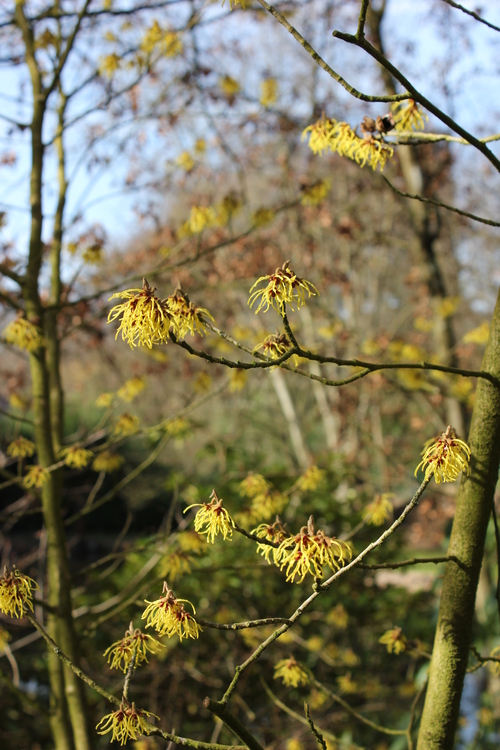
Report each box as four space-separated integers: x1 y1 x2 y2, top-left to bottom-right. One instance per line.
417 286 500 748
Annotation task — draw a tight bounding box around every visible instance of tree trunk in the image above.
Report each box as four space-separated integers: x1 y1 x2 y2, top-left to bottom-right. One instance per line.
417 286 500 748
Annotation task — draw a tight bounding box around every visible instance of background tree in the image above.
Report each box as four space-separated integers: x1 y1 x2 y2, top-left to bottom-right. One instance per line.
1 1 500 750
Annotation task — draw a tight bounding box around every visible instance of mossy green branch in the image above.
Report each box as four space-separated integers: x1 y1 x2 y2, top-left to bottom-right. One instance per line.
417 286 500 749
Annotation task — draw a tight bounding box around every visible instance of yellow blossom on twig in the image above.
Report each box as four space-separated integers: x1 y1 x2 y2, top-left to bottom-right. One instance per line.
252 517 289 564
219 75 241 96
275 515 352 583
300 179 331 205
414 425 471 484
142 581 202 640
24 465 50 489
0 567 39 618
253 333 298 365
96 700 158 745
379 627 407 654
239 473 271 498
96 392 114 408
6 436 35 459
108 278 170 349
296 465 326 492
362 493 394 526
103 622 164 673
165 287 215 338
274 657 309 687
60 446 94 469
185 489 234 543
3 316 45 352
252 207 275 227
391 99 428 131
260 78 278 107
113 413 140 437
92 450 124 473
117 377 146 403
249 261 318 315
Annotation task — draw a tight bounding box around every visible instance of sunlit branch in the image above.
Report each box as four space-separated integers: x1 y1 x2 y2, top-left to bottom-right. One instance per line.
203 698 264 750
468 645 500 674
359 555 465 571
260 678 356 746
304 703 328 750
195 616 289 630
254 0 409 103
439 0 500 33
172 334 500 387
309 676 405 737
331 30 500 173
26 613 246 750
381 175 500 228
219 479 431 704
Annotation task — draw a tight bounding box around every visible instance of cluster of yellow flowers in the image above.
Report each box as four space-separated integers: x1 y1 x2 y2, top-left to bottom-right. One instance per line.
60 445 94 469
24 464 50 489
273 515 352 584
0 567 39 619
362 493 394 526
253 333 297 366
391 99 428 131
3 316 45 352
252 517 289 565
237 474 287 522
415 425 471 484
274 657 309 687
302 116 393 171
6 436 35 459
185 489 235 543
140 21 183 57
379 627 407 654
96 700 158 746
107 278 214 348
142 581 202 641
92 450 124 473
249 261 319 315
103 623 163 672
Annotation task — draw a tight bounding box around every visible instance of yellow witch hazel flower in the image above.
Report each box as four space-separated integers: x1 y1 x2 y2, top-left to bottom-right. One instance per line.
113 413 140 437
300 179 331 206
302 115 393 171
185 489 234 543
275 515 352 584
96 700 158 746
96 392 114 408
362 493 394 526
0 567 39 618
92 450 124 473
415 425 471 484
391 99 428 131
296 465 326 492
186 205 216 234
60 445 94 469
103 622 163 673
253 333 298 365
164 286 215 339
108 278 170 349
3 316 45 352
379 626 407 654
260 78 278 107
239 472 271 499
24 465 50 489
7 436 35 459
252 516 289 564
219 75 241 96
142 581 202 640
117 376 146 403
274 657 309 687
252 207 275 227
249 261 318 315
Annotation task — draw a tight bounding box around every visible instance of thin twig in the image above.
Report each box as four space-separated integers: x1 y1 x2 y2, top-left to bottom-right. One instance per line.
304 703 328 750
381 175 500 228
